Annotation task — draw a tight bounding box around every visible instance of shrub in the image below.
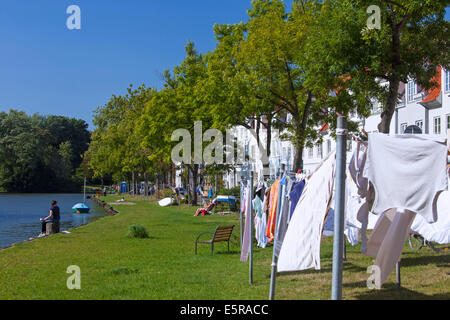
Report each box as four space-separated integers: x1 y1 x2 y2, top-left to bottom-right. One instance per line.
126 224 150 239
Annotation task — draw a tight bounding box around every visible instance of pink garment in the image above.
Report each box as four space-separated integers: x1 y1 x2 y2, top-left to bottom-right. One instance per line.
367 209 416 285
240 186 252 262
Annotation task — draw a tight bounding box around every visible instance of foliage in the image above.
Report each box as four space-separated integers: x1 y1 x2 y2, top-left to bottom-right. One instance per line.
0 110 90 192
126 224 150 239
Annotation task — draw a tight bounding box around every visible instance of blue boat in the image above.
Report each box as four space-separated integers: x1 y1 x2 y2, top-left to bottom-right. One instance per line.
72 203 90 214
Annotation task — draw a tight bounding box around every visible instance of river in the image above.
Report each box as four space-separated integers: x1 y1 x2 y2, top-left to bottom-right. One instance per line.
0 194 105 248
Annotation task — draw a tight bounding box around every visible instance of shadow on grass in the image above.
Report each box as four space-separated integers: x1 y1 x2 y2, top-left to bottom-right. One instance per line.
400 253 450 268
274 261 367 278
349 283 450 300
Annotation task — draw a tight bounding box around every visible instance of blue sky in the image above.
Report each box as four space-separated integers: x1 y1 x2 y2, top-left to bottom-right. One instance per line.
0 1 447 130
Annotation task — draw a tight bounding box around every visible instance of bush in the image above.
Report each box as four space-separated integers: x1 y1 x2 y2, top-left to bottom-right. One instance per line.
126 224 150 239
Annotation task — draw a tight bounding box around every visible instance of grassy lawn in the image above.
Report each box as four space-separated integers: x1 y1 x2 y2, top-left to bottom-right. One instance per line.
0 195 448 300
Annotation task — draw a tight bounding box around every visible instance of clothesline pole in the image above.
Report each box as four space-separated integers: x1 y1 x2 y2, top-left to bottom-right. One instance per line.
269 164 285 300
396 262 401 289
240 181 244 249
331 116 347 301
249 171 254 285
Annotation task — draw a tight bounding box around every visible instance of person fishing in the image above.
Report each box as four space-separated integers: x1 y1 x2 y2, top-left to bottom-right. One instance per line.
38 200 60 237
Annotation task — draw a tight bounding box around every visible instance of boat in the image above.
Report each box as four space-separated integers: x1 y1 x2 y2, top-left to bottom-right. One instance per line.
72 177 90 214
72 203 90 214
158 197 175 207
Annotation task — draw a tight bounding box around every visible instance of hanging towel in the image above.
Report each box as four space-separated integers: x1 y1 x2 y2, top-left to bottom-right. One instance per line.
363 134 448 223
266 179 280 243
277 152 336 272
240 186 252 262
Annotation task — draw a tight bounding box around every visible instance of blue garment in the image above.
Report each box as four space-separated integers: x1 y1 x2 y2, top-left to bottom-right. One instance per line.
289 180 305 219
48 205 60 222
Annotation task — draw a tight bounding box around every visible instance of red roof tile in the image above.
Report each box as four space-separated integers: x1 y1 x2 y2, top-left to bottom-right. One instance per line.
422 66 442 103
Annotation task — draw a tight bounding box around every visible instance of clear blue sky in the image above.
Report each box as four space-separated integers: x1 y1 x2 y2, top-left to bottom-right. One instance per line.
0 1 446 130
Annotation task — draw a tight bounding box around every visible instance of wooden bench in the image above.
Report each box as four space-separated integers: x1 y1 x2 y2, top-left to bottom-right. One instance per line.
195 225 235 255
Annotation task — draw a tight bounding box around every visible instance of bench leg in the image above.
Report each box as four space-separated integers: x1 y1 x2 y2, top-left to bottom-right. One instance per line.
211 243 214 255
228 240 230 253
195 241 198 255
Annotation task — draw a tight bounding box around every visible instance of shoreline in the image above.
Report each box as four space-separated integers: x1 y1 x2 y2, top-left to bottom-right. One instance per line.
0 196 118 251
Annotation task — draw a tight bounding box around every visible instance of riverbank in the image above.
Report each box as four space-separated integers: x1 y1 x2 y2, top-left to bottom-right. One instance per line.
0 195 448 300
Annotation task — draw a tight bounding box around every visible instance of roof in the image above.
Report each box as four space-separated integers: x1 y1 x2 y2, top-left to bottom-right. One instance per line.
421 66 442 105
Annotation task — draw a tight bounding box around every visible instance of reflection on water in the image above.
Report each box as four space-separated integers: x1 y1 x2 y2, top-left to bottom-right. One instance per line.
0 194 105 248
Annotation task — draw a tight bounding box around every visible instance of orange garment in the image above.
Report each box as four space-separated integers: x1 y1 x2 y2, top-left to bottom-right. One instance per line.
266 179 280 243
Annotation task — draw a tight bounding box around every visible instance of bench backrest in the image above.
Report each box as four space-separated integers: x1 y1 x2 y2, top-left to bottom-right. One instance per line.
212 225 234 243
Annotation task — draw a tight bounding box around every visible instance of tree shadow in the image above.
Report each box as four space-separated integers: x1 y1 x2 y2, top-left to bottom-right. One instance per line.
399 253 450 268
274 261 367 278
348 283 450 300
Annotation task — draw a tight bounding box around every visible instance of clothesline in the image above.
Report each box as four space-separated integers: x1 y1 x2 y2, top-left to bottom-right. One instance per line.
239 130 449 298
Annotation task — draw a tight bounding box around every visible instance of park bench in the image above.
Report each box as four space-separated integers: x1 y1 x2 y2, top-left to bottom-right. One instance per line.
195 225 235 255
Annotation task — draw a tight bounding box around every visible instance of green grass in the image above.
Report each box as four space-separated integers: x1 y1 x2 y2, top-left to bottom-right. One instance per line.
0 195 448 300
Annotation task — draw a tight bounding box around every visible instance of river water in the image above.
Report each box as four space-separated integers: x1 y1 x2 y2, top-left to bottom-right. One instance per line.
0 194 105 248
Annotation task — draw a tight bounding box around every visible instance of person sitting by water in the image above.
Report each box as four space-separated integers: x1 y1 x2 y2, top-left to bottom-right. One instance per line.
38 200 60 237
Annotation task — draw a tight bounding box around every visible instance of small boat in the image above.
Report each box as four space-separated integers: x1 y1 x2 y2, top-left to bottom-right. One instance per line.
72 203 90 214
72 177 90 214
158 197 174 207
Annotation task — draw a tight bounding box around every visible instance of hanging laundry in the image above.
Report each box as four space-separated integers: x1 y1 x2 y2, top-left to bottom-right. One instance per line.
263 186 271 219
277 152 336 272
410 174 450 244
289 180 305 220
369 208 417 285
253 194 269 248
266 179 280 243
274 176 294 258
362 133 448 286
347 141 378 252
363 134 448 223
240 185 252 262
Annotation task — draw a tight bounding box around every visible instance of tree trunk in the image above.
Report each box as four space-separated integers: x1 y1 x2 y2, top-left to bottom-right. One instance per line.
263 115 272 179
378 21 402 134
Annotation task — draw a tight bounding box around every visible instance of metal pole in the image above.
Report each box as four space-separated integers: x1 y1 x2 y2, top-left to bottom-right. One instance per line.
249 171 254 284
343 239 347 261
396 262 401 289
269 164 285 300
331 116 347 300
240 181 244 248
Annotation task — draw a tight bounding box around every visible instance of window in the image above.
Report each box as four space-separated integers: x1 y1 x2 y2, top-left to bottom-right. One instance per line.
434 117 441 135
308 147 313 158
401 123 408 134
415 120 423 130
407 81 416 103
447 114 450 130
327 140 332 154
446 70 450 92
317 143 323 159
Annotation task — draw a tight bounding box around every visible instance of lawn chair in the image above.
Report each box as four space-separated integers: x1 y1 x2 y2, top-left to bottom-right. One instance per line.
195 225 235 255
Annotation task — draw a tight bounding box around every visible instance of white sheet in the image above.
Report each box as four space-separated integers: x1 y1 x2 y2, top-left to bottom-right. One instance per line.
277 152 336 272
